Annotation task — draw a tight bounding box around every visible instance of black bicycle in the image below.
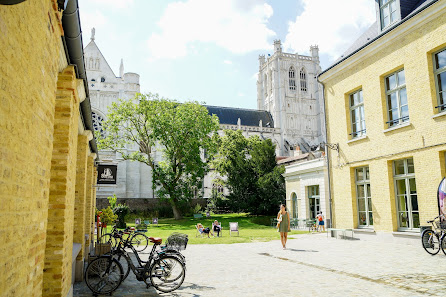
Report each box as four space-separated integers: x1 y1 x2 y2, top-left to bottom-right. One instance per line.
85 233 187 295
421 214 446 255
99 225 150 252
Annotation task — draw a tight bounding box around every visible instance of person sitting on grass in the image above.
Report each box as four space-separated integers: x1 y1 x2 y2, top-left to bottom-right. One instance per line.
197 223 214 238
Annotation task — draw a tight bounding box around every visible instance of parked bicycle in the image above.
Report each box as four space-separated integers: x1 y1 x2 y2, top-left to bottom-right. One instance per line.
85 232 188 295
99 225 149 252
421 214 446 255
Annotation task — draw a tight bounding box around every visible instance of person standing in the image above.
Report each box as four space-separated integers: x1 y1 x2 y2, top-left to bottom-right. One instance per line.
278 204 290 249
317 212 325 232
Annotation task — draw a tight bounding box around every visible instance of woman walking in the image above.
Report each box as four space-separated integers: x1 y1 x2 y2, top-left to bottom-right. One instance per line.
277 204 291 249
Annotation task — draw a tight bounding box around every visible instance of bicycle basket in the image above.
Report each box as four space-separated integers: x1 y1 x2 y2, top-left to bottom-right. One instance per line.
165 233 188 250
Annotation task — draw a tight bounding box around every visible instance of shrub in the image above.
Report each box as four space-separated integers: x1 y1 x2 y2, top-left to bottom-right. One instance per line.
99 206 117 226
193 204 202 214
114 204 129 229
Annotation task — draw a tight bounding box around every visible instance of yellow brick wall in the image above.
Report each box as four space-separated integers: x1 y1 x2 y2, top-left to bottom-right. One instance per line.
0 1 64 296
85 154 96 252
74 134 89 261
321 3 446 232
43 66 80 297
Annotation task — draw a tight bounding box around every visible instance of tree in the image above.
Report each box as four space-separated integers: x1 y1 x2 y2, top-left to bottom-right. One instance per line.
97 93 220 219
212 130 285 215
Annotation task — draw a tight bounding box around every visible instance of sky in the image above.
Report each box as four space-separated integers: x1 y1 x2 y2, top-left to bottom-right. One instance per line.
79 0 376 109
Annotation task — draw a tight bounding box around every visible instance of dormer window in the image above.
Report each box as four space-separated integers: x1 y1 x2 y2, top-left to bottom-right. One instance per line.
380 0 398 29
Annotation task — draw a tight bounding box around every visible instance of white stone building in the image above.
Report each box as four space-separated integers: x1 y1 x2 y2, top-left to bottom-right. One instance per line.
86 32 326 202
257 40 326 156
84 30 155 200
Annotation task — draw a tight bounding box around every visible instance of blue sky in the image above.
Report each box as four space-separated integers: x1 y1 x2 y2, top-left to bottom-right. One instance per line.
79 0 376 109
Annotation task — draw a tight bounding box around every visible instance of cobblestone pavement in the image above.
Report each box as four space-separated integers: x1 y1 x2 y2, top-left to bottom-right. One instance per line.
74 233 446 297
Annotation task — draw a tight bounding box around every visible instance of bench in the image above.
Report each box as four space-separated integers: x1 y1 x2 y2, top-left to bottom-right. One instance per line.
193 213 203 219
327 228 354 240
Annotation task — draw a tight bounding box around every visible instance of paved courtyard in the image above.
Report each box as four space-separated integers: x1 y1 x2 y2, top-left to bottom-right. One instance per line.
74 233 446 297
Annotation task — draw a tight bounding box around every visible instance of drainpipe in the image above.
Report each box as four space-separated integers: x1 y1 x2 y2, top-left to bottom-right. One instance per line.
316 74 333 229
61 0 98 156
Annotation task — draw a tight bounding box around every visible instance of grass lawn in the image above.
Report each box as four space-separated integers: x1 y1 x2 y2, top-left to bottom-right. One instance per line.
115 213 307 245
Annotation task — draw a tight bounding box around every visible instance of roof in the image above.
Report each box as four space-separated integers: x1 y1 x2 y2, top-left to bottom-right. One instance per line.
322 0 438 75
277 153 313 165
205 105 274 127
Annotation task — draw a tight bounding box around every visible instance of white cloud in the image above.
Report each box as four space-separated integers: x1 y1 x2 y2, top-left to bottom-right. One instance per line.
237 92 245 97
252 72 259 80
147 0 276 60
283 0 376 61
89 0 134 9
80 10 108 43
223 60 233 65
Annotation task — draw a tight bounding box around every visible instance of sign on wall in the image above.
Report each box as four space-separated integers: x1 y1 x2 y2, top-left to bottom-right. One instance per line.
97 164 117 185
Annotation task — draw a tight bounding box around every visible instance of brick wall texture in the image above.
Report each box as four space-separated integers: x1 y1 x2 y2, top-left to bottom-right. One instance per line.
0 2 97 296
321 3 446 232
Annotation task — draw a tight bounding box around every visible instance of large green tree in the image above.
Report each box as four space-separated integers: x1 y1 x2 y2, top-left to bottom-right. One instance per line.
213 130 285 215
97 93 220 219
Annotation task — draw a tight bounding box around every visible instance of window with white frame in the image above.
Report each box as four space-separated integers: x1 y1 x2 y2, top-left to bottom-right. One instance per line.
434 48 446 113
307 185 320 220
385 69 408 127
289 67 296 91
394 158 419 230
380 0 398 29
349 90 366 138
300 69 307 92
355 167 373 227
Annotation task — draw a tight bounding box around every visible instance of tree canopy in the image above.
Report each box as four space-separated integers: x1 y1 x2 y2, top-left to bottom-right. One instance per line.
212 130 285 215
97 93 220 219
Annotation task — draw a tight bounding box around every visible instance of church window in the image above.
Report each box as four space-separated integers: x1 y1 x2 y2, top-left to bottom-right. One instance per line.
300 69 307 92
289 67 296 91
92 112 105 138
101 77 105 82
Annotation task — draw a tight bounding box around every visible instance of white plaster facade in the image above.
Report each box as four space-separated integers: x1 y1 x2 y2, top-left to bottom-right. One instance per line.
282 154 330 224
257 40 326 156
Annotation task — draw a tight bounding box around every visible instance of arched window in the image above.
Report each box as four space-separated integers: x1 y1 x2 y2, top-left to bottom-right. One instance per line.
291 193 298 218
92 112 105 138
289 67 296 91
300 68 307 92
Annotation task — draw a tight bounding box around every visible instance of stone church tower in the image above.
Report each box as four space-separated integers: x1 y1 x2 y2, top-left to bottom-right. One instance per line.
84 29 154 200
257 40 325 156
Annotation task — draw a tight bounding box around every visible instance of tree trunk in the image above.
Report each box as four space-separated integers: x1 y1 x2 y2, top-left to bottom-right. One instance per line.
169 199 182 220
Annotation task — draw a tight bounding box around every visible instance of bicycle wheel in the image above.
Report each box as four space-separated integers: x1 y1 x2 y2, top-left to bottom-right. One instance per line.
115 253 132 281
99 233 118 248
440 233 446 255
85 256 124 295
421 229 440 255
131 233 149 252
150 256 186 293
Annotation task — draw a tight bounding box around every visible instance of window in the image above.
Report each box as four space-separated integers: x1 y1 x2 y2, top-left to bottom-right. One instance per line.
307 185 320 220
92 112 105 138
264 74 267 97
394 158 419 230
349 90 366 138
385 69 408 127
300 69 307 92
355 167 373 227
434 48 446 113
289 67 296 91
380 0 398 29
101 77 105 82
291 193 298 218
212 183 224 195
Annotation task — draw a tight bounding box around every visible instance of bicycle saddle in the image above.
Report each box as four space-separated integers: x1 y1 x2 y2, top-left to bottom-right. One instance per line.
149 237 162 244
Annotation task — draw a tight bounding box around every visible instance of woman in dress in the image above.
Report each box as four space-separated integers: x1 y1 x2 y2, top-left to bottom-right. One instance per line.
277 204 290 249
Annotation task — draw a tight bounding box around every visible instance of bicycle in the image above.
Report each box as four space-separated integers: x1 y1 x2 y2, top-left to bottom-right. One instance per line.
421 214 446 255
85 233 187 295
110 231 187 282
100 225 149 252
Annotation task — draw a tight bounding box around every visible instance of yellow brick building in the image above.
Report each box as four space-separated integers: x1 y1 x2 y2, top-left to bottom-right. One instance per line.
319 0 446 242
0 1 98 296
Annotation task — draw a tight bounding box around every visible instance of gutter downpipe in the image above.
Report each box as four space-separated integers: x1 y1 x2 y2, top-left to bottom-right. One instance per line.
316 74 333 229
62 0 98 156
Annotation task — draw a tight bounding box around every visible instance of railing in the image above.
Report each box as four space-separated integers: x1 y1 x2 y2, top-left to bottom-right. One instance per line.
386 115 409 127
349 129 366 137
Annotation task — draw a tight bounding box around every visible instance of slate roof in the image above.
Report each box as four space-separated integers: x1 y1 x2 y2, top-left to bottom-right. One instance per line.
205 105 274 128
325 0 438 74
